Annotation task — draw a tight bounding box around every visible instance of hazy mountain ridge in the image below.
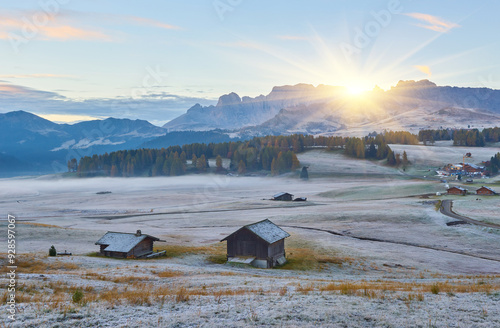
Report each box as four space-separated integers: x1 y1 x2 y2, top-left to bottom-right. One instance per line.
163 84 345 131
163 80 500 137
235 80 500 137
0 111 167 176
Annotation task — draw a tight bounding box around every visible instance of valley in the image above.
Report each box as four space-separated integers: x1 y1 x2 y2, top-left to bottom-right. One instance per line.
1 146 499 327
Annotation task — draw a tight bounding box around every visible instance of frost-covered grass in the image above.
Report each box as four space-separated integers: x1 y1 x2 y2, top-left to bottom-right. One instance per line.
452 196 500 225
1 254 499 328
390 142 500 168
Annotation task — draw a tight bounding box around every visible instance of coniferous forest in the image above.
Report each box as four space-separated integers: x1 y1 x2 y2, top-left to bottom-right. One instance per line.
418 127 500 146
75 131 417 177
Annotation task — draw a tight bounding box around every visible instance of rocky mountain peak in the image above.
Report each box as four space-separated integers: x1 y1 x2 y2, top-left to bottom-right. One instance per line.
393 79 437 90
216 92 242 107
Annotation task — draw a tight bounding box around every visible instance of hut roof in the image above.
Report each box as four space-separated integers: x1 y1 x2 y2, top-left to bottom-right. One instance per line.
273 192 293 198
464 163 483 169
477 186 496 193
96 231 161 253
448 186 466 191
222 219 290 244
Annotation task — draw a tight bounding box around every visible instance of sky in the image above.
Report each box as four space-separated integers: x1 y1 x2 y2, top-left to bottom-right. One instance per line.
1 0 500 126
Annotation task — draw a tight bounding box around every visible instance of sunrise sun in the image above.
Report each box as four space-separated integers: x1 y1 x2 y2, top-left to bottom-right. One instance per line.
346 85 366 95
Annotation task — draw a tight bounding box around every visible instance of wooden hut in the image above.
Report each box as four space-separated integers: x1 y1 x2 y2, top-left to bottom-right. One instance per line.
476 186 497 195
95 230 163 258
447 186 467 196
221 219 290 268
272 192 294 201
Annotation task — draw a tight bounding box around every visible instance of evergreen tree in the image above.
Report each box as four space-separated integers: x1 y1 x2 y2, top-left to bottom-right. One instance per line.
367 141 377 159
291 152 301 170
271 158 277 176
387 148 396 166
238 160 246 174
110 165 118 177
300 166 309 180
402 151 409 169
395 153 401 166
216 155 223 172
49 245 57 257
196 155 207 172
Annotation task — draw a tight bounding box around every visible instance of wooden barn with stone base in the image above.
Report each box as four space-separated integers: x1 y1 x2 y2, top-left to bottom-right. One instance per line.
221 219 290 268
95 230 164 258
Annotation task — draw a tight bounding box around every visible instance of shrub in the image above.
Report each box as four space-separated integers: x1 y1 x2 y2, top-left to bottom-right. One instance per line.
434 200 442 212
49 245 57 257
72 289 84 303
175 287 189 303
431 283 440 294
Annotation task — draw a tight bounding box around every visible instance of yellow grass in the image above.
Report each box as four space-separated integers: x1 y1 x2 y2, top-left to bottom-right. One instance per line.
277 247 352 271
0 255 79 273
157 269 183 278
155 243 227 264
18 222 62 228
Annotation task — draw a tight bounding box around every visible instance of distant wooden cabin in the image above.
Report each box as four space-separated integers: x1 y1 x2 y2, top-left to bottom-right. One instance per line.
95 230 164 258
476 186 497 195
272 192 294 201
463 164 484 174
447 186 467 196
221 219 290 268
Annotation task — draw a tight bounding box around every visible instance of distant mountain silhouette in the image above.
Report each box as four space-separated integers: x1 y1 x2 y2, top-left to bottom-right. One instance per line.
163 84 346 131
0 111 166 176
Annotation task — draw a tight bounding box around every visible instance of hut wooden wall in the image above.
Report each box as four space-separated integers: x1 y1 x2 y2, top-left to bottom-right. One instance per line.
131 238 154 257
267 240 285 259
226 229 268 258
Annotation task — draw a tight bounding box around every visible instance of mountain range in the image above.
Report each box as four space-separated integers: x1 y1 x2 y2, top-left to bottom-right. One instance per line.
1 80 500 177
166 80 500 137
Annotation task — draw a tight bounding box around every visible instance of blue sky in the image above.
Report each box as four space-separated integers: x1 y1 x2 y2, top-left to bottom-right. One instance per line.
0 0 499 125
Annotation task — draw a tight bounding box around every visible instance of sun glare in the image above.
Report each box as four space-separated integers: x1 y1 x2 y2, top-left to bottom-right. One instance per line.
346 86 366 95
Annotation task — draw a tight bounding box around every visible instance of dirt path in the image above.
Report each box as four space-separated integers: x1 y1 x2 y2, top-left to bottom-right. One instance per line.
440 199 500 229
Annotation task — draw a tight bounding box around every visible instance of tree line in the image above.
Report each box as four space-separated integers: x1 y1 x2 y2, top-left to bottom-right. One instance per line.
75 131 418 177
76 139 302 177
343 134 409 167
419 127 500 146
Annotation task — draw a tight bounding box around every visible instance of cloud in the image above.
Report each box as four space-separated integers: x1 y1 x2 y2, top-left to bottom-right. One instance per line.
0 83 64 99
0 12 111 41
415 65 432 77
0 74 76 79
127 16 181 30
37 113 102 124
276 35 307 41
0 10 180 44
0 82 215 125
38 25 111 41
405 13 460 33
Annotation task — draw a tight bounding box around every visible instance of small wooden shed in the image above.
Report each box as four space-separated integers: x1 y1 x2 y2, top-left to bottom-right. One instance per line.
476 186 497 195
447 186 467 196
95 230 163 258
272 192 294 201
221 219 290 268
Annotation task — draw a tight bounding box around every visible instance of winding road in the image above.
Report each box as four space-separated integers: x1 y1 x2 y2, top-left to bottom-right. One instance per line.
440 199 500 229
